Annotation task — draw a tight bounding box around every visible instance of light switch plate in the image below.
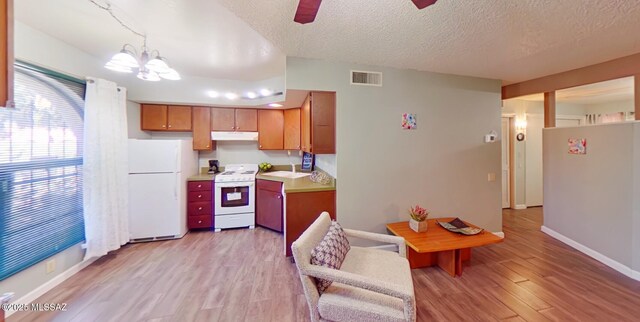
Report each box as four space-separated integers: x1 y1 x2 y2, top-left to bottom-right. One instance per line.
46 259 56 274
488 173 496 182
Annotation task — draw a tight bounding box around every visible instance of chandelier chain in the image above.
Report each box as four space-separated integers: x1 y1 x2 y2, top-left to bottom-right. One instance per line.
89 0 146 39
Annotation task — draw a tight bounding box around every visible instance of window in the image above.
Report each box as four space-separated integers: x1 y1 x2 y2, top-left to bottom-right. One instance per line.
0 63 85 281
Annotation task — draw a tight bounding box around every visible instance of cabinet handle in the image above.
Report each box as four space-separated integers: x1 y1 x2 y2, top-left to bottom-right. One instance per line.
206 145 210 148
198 220 202 224
168 124 172 128
232 126 235 130
259 145 262 148
198 194 202 198
162 125 166 128
277 195 281 199
197 184 202 188
198 207 203 210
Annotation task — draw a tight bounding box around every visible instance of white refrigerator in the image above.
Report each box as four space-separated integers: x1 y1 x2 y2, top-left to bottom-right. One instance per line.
128 139 198 241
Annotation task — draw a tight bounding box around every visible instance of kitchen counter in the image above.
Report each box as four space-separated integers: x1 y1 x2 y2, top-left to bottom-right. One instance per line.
256 170 336 193
187 173 215 181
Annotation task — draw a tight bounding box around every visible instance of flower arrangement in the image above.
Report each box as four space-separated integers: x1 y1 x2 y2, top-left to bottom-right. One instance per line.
409 205 429 222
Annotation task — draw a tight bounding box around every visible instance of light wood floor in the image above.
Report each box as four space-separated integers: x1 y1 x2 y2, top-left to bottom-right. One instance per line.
9 207 640 322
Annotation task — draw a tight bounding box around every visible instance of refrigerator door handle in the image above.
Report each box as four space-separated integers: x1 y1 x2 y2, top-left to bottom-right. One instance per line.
174 173 178 199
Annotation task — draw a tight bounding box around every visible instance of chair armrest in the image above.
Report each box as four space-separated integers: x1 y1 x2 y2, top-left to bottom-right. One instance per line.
343 228 407 258
301 264 414 320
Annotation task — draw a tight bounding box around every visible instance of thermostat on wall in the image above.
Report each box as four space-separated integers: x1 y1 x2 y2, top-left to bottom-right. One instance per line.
485 131 497 143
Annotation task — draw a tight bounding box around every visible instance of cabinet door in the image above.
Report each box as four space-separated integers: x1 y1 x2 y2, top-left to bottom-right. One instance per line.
210 107 235 131
141 104 168 130
0 0 13 108
167 105 192 131
301 95 311 153
258 109 284 150
256 186 283 232
310 92 336 154
235 108 258 131
284 108 301 150
192 106 215 151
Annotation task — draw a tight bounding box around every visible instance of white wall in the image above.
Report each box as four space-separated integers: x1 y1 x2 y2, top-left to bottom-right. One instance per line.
287 57 503 233
543 122 640 271
585 99 634 114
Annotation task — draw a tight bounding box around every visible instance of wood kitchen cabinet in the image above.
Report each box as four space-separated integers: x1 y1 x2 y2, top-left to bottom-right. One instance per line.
284 108 301 150
285 190 336 256
187 181 213 229
256 179 283 232
141 104 192 131
192 106 216 151
301 91 335 154
0 0 13 108
258 109 284 150
211 107 258 132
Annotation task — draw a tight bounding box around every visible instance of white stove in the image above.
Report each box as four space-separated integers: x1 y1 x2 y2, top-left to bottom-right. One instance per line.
214 164 257 231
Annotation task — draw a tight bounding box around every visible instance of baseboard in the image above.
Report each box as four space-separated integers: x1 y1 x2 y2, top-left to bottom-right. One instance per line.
492 231 505 238
541 225 640 281
5 257 97 317
514 204 527 210
368 244 398 252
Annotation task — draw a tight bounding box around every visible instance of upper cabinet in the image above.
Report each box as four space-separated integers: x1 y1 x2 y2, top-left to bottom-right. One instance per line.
1 0 13 108
141 104 192 131
284 108 301 150
258 109 284 150
211 107 257 132
301 92 336 154
192 106 216 151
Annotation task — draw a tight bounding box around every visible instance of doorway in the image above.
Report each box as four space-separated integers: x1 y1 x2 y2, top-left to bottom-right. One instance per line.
501 117 513 209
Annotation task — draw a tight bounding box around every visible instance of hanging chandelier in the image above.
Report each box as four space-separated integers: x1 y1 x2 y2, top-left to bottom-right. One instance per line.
90 0 180 81
105 36 180 81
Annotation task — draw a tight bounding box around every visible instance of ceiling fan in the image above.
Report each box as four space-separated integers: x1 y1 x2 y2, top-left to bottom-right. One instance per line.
294 0 438 24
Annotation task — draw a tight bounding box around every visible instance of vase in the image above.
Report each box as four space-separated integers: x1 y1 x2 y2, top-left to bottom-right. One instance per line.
409 218 428 233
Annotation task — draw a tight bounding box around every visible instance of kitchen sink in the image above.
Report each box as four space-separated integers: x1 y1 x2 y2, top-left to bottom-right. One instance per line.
261 171 311 179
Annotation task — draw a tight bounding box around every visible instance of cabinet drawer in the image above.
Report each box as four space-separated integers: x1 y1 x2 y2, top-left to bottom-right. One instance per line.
188 202 212 216
257 179 282 193
188 215 212 229
188 181 212 191
188 190 212 202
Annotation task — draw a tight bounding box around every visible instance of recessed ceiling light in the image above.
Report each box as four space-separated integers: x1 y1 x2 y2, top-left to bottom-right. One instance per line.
225 92 238 100
246 92 257 99
268 103 283 107
207 90 219 98
260 89 273 96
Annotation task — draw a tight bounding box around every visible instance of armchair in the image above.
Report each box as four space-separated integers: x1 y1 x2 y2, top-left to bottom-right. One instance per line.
291 212 416 322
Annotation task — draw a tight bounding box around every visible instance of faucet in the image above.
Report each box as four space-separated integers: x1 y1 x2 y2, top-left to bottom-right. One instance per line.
291 163 296 173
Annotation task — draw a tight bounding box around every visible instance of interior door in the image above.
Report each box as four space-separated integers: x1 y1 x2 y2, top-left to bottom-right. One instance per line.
501 117 511 208
526 114 543 207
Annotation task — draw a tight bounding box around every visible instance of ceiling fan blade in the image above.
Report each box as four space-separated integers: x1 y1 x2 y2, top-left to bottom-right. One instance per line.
294 0 323 24
411 0 438 9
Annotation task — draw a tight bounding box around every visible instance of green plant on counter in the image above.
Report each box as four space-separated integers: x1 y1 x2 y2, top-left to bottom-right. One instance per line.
259 162 273 172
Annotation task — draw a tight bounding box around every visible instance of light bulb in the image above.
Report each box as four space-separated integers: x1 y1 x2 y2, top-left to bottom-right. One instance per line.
104 61 133 73
207 91 220 98
260 89 273 96
225 92 238 100
110 51 138 68
158 68 181 80
268 103 283 107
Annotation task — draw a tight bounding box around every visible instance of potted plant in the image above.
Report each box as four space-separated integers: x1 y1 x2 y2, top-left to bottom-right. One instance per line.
409 205 429 233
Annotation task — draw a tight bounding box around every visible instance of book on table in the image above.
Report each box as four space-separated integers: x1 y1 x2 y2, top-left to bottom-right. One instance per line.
436 218 483 235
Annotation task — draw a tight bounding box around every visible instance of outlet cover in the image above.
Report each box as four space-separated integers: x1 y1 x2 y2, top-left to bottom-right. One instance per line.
488 173 496 182
46 259 56 274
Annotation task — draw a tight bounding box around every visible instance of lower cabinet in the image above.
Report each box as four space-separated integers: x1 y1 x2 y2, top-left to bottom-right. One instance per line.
187 181 214 229
256 179 283 232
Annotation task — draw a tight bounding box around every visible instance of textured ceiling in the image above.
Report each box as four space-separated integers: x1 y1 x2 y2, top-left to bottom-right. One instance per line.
217 0 640 85
15 0 285 81
14 0 640 88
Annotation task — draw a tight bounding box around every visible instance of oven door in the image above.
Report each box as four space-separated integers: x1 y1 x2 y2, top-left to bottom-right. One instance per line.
215 181 255 215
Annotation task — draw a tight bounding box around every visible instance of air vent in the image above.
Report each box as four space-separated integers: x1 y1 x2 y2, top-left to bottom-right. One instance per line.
350 70 382 86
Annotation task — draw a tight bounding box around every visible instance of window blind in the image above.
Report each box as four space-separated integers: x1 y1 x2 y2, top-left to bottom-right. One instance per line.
0 63 85 281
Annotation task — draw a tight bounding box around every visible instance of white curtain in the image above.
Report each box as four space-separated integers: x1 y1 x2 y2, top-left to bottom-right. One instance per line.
83 77 129 260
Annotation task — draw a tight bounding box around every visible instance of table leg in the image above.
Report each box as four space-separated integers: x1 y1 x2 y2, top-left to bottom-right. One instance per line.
437 250 456 277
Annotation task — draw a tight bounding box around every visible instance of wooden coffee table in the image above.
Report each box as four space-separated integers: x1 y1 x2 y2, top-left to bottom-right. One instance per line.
386 218 503 277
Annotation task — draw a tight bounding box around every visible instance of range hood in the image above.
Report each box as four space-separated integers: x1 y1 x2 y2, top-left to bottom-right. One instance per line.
210 131 258 141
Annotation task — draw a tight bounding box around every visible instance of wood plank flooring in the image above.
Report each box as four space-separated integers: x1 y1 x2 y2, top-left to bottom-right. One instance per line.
9 207 640 322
